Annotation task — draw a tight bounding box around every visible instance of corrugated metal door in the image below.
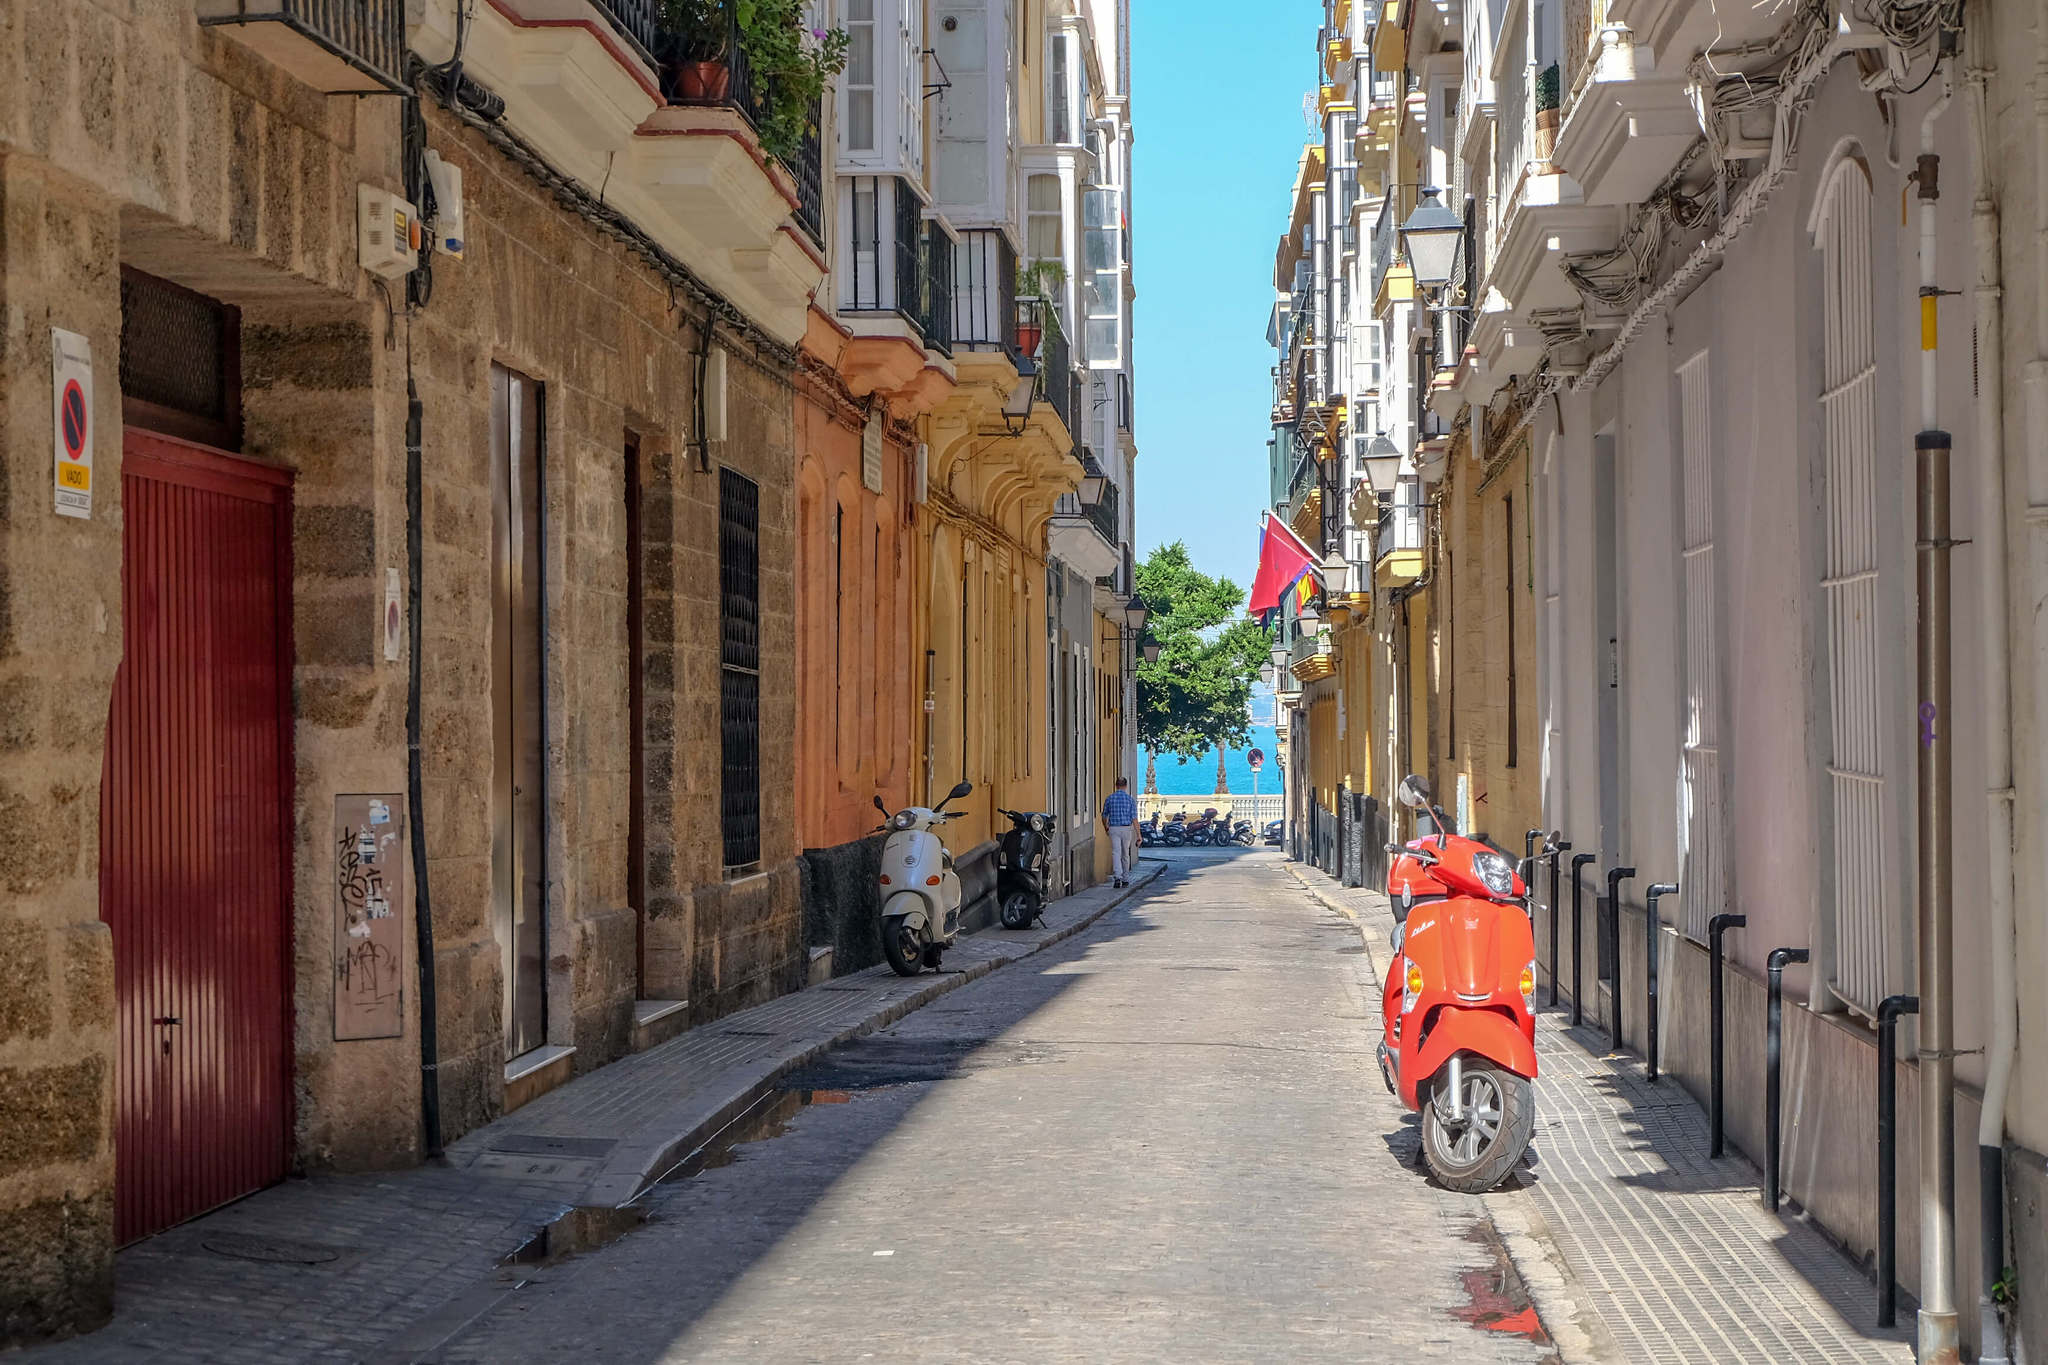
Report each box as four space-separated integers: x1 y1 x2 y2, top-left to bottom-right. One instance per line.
102 428 294 1244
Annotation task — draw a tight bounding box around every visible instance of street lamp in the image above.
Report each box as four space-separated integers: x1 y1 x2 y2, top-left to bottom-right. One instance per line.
1362 433 1402 496
1259 662 1277 687
1141 636 1162 665
1269 642 1289 670
1398 187 1464 293
1123 595 1150 633
1321 552 1351 598
1076 450 1108 506
1001 376 1037 436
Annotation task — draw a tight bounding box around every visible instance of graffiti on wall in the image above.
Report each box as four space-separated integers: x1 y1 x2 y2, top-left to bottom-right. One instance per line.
333 794 405 1040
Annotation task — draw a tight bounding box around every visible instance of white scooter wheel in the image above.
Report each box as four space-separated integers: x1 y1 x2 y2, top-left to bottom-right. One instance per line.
880 916 925 976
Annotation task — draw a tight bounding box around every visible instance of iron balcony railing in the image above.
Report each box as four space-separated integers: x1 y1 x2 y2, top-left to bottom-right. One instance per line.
1371 194 1395 296
592 0 660 63
843 174 922 320
197 0 407 92
952 229 1021 357
919 219 955 356
1086 472 1120 549
1037 315 1078 433
792 102 825 245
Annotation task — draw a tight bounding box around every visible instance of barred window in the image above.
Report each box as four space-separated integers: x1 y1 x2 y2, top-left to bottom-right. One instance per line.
720 468 762 870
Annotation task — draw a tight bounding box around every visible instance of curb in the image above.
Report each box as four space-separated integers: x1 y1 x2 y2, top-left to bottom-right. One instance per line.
591 859 1168 1211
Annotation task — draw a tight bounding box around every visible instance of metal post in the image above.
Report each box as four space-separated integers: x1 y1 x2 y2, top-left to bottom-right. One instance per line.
1605 866 1636 1051
1570 852 1597 1027
1765 947 1809 1213
1916 427 1959 1361
1644 883 1677 1081
1707 913 1746 1157
1879 994 1922 1329
1547 838 1570 1010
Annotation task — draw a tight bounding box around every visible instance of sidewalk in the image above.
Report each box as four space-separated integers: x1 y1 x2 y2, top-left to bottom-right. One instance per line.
26 864 1163 1365
1289 866 1915 1365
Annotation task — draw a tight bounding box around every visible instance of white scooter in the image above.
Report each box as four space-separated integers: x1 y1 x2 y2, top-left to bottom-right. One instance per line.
874 781 974 976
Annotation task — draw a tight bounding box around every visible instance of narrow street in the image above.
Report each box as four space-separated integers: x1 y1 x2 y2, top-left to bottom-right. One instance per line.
432 851 1554 1364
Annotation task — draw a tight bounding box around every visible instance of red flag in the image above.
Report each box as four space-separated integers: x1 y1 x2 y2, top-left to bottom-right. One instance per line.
1247 512 1320 617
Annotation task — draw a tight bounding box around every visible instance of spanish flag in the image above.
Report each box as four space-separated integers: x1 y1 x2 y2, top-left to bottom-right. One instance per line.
1247 511 1320 619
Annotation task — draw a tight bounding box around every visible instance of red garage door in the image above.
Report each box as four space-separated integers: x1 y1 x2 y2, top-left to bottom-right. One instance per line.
101 428 294 1244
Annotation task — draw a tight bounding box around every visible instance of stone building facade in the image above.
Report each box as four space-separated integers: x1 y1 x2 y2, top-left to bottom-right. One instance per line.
0 1 807 1345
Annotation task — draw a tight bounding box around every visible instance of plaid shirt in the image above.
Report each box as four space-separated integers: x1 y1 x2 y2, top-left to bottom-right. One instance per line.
1102 790 1137 827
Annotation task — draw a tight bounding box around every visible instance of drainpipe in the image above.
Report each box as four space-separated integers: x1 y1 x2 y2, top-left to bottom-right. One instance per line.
1964 19 2015 1359
1913 71 1961 1365
405 380 443 1162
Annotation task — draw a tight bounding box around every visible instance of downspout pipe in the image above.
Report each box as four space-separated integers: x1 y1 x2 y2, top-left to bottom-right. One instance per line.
1964 17 2015 1360
1914 72 1961 1365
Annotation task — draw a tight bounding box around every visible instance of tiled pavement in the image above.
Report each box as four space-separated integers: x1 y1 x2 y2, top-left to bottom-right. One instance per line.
22 866 1161 1365
1291 868 1915 1365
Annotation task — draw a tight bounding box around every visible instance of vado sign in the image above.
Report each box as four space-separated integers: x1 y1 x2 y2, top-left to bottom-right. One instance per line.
51 328 93 519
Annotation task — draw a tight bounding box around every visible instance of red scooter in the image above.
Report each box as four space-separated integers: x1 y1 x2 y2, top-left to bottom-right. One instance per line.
1377 775 1539 1192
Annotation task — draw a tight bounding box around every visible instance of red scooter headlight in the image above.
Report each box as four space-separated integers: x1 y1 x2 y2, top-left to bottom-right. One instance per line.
1403 958 1424 1014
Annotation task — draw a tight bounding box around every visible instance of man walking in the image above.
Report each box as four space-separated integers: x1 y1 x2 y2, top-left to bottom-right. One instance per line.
1103 777 1138 889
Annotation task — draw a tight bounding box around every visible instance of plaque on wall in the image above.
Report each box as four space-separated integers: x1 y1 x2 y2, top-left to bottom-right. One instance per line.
333 794 406 1040
862 410 884 493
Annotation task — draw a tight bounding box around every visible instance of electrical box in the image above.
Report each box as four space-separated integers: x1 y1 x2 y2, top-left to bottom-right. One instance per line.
703 348 728 443
423 151 465 260
357 184 420 279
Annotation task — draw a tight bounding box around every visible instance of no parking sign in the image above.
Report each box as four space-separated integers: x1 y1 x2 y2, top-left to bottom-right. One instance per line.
51 328 93 519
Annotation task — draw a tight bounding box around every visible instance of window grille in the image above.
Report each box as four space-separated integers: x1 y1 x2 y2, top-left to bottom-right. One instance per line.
720 468 762 870
1678 351 1725 942
120 267 241 449
1816 158 1888 1012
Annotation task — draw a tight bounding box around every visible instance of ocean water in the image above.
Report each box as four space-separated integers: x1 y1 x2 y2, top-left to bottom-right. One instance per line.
1144 725 1286 797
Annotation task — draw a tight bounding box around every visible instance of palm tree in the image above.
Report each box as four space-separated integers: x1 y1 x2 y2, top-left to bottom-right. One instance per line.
1144 749 1159 795
1214 747 1229 795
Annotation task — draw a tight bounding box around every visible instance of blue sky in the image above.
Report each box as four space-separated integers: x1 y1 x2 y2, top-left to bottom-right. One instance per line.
1129 0 1320 595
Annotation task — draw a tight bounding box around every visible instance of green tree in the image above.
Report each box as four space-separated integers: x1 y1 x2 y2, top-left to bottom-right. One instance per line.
1133 542 1272 761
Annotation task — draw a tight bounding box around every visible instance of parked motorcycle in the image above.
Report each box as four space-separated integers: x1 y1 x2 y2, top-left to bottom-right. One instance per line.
1227 819 1256 846
874 781 974 976
1376 774 1538 1193
996 808 1053 929
1161 811 1188 847
1138 813 1163 848
1185 807 1220 844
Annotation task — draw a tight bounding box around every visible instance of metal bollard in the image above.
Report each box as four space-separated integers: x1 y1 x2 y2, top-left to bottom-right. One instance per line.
1644 882 1678 1081
1547 838 1571 1010
1605 866 1637 1051
1569 852 1597 1027
1877 994 1921 1328
1522 830 1543 909
1707 913 1746 1157
1764 947 1810 1213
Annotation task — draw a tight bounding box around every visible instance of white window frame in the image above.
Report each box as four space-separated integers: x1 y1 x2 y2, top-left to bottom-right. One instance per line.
837 0 923 177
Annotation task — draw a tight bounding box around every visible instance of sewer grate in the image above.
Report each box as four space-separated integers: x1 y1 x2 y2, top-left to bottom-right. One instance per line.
202 1234 352 1267
720 1029 781 1038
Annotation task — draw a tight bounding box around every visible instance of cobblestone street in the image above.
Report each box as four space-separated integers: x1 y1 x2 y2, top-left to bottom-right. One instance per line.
431 851 1555 1364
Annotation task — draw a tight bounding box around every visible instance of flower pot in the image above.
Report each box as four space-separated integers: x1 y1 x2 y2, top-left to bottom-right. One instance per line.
1014 322 1043 356
1534 107 1561 162
676 59 731 103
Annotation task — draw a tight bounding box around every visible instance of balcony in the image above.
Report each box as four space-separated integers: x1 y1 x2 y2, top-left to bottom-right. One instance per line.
1033 304 1081 438
1374 492 1426 588
831 175 955 406
1553 4 1699 207
1048 454 1122 581
198 0 407 92
407 0 826 344
951 229 1022 358
1290 627 1336 685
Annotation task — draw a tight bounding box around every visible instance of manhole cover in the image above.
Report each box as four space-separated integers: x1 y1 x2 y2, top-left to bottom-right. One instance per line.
490 1135 618 1159
202 1234 350 1266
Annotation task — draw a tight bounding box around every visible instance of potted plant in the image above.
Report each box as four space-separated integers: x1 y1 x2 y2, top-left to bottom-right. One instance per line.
1015 259 1067 356
660 0 734 101
1533 61 1562 161
734 0 850 163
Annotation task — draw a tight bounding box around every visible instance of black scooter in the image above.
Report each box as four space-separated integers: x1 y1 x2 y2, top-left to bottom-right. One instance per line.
996 808 1053 929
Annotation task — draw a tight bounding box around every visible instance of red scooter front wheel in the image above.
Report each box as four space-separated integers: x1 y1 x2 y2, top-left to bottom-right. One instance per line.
1421 1061 1534 1193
